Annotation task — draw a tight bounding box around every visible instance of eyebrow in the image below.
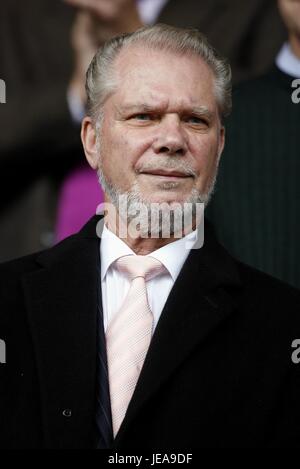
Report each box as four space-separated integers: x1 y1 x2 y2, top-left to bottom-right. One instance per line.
117 103 213 120
185 106 213 119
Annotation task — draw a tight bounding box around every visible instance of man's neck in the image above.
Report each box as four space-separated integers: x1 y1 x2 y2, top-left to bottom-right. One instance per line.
115 233 177 256
103 208 195 255
105 218 195 255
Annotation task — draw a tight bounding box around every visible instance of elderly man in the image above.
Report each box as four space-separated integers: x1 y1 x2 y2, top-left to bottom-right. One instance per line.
1 24 300 450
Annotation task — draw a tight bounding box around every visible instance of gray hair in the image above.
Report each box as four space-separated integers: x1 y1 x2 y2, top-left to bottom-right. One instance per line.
85 23 232 126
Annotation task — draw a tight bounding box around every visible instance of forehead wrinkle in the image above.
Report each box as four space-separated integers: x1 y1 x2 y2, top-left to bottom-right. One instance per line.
116 99 213 117
114 99 168 117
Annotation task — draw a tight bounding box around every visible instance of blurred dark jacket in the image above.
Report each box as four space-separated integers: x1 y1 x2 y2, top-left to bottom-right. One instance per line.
0 0 81 261
0 0 286 261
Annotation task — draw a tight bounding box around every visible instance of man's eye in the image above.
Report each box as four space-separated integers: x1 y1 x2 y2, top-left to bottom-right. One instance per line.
132 114 152 121
186 116 206 125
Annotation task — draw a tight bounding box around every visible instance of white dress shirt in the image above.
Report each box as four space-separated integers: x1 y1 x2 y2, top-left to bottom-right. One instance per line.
100 223 197 334
276 42 300 78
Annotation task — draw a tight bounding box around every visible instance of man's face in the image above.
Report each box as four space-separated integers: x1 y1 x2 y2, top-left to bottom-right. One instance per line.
94 46 224 209
278 0 300 36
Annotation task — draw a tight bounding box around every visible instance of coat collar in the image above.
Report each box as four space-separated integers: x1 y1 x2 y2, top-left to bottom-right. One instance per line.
22 215 241 447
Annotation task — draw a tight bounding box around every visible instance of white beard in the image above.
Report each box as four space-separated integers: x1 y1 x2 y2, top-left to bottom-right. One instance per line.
96 130 219 238
97 162 218 238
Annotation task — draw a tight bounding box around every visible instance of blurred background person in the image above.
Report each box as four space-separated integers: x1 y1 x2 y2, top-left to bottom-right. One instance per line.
0 0 80 261
207 0 300 289
0 0 287 260
55 0 144 242
56 0 288 243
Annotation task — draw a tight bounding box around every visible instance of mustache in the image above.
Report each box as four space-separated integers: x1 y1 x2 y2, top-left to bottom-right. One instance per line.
136 159 197 177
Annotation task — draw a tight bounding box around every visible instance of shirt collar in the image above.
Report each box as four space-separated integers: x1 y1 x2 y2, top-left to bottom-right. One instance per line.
100 224 134 281
149 229 197 281
276 42 300 78
100 223 198 282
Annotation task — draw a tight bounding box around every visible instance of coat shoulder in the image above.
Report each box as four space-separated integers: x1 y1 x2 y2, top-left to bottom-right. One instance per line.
237 260 300 314
0 234 79 325
0 232 79 277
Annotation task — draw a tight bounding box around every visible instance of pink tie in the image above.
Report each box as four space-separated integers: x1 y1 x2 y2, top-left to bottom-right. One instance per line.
106 255 165 437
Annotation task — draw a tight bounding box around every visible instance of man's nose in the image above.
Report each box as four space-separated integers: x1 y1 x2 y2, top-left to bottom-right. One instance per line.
152 116 188 156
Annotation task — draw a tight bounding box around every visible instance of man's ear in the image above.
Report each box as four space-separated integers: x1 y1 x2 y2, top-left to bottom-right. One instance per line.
81 116 98 169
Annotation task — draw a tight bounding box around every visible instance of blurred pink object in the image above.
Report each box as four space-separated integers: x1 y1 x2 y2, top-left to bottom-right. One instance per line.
55 164 104 242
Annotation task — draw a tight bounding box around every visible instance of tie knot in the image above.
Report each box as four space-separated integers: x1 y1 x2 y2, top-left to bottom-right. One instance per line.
115 255 165 281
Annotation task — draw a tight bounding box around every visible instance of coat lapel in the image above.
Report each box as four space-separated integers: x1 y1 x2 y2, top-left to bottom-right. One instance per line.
22 226 100 448
114 222 242 445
